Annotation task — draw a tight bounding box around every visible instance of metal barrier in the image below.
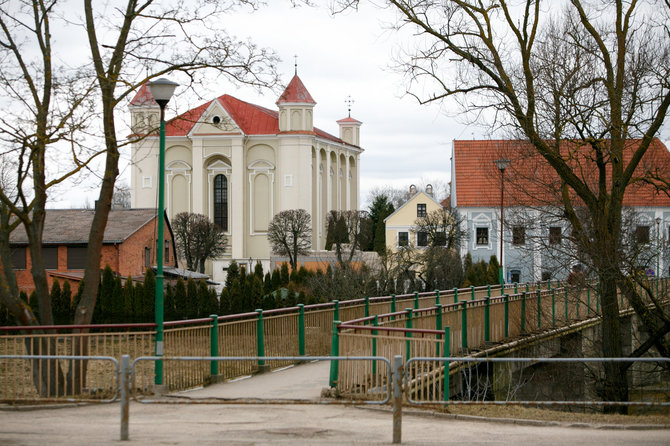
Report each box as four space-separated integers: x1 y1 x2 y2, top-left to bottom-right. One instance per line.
0 354 119 403
406 356 670 407
121 355 392 441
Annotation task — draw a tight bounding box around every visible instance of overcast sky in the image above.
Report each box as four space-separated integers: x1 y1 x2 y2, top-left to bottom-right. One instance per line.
52 1 669 210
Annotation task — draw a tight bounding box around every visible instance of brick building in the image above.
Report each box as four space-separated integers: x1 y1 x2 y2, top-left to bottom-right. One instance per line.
8 208 177 293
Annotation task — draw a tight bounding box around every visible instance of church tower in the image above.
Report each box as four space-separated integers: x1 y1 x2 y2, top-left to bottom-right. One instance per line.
129 84 160 134
277 74 316 133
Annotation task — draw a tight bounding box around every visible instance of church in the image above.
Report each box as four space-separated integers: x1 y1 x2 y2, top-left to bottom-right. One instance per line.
129 74 363 282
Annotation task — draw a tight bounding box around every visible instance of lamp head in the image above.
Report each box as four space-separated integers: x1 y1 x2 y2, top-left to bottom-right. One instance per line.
494 158 510 172
148 78 179 108
656 217 662 225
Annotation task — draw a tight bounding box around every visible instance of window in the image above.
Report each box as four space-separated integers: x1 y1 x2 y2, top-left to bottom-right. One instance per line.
512 226 525 246
417 231 428 247
43 247 58 270
417 203 426 218
510 270 521 284
398 232 409 247
635 225 650 244
10 246 26 270
144 247 151 268
549 227 562 245
213 174 228 231
434 232 447 247
66 246 87 270
476 227 489 245
541 271 552 281
165 240 170 262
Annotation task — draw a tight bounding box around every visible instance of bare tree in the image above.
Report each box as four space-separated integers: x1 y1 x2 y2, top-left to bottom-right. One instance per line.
268 209 312 271
336 0 670 410
0 0 300 395
326 210 373 266
412 207 465 250
173 212 227 273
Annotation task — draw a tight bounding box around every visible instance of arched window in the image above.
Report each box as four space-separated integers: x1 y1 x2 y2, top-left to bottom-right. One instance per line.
214 174 228 231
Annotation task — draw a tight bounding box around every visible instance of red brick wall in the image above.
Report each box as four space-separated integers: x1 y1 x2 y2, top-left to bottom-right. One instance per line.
9 216 174 294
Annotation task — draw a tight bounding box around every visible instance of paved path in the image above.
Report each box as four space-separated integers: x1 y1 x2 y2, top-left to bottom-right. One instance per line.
1 361 668 445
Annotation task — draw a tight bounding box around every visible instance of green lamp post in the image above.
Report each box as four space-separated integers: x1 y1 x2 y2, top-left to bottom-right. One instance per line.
148 77 179 386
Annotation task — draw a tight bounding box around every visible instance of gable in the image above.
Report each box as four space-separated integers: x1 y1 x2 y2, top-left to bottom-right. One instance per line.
385 192 443 227
189 101 241 136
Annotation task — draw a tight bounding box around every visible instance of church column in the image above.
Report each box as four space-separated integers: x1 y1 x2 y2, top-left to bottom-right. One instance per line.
191 138 204 214
326 150 332 215
354 154 360 210
231 139 245 259
314 149 321 249
345 154 351 210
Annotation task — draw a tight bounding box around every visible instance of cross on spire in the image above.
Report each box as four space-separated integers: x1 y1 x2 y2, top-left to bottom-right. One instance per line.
345 95 354 117
294 54 298 75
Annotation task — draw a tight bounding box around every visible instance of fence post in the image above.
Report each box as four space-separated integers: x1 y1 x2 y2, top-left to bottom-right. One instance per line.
414 292 420 310
435 303 443 331
391 294 396 320
372 315 378 376
551 289 556 327
298 304 305 356
537 290 542 330
435 304 443 356
453 288 458 304
209 314 219 377
471 285 475 301
120 354 130 441
256 309 265 370
364 296 370 322
504 294 509 338
333 299 340 322
405 308 413 361
514 282 518 294
521 292 526 334
392 355 403 445
435 289 440 306
548 279 552 290
329 320 341 388
461 301 468 351
526 283 530 293
442 327 450 402
484 297 490 343
487 285 491 298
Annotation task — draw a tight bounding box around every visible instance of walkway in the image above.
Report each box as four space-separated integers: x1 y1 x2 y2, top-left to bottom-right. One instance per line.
1 361 668 445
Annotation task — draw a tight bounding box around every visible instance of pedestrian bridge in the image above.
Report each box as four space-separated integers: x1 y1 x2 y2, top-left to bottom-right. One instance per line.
1 279 668 406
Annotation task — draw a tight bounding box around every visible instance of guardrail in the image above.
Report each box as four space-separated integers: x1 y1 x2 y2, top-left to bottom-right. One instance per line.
0 354 119 402
334 280 669 399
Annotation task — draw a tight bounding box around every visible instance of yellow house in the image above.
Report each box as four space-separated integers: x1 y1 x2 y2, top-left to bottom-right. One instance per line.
384 188 445 253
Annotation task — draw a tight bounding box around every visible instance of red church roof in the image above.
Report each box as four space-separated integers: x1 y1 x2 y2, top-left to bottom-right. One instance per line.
129 84 158 107
276 74 316 105
453 138 670 208
160 93 347 145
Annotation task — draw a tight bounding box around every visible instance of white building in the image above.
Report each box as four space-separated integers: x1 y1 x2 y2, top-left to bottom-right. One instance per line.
451 139 670 283
129 74 363 281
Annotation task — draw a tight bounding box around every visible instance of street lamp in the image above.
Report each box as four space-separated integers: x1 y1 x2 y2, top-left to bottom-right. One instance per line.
148 77 179 386
494 158 510 287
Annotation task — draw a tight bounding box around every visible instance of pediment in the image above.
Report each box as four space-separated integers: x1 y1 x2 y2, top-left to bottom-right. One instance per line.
248 160 275 170
190 101 241 135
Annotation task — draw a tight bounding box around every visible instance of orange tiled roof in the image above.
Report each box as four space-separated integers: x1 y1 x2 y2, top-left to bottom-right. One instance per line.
453 139 670 208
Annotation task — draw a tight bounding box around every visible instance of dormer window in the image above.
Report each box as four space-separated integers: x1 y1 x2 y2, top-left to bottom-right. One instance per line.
212 115 222 124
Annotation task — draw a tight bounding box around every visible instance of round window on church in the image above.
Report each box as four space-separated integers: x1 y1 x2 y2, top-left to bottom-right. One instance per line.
212 115 222 124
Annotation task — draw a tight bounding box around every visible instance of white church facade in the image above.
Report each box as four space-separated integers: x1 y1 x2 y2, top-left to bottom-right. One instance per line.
129 74 363 282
